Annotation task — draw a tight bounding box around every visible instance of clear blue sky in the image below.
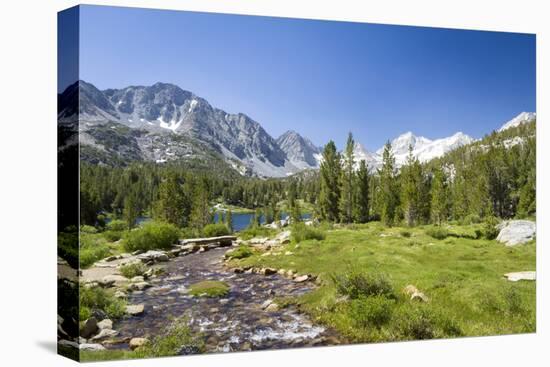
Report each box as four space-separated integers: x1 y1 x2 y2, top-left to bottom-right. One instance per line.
73 5 536 150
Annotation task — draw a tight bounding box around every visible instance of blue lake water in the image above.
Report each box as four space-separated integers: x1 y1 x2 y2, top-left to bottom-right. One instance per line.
111 212 311 232
213 212 311 232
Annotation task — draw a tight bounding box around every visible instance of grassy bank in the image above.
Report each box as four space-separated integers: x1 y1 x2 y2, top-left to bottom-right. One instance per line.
233 222 536 342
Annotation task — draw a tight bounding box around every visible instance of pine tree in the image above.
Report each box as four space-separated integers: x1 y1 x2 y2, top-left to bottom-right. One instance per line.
123 191 139 229
154 173 189 227
190 179 211 232
430 167 448 225
354 159 370 223
380 141 399 226
319 140 341 222
225 210 233 233
339 132 356 223
401 145 423 226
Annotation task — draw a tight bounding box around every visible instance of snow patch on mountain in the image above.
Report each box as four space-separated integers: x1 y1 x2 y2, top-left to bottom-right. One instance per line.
498 112 536 132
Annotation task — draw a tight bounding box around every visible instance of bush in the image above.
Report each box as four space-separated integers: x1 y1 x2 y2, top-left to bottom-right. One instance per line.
107 219 128 232
80 225 98 234
291 222 326 243
395 305 436 340
225 245 253 260
123 221 180 252
58 231 79 269
350 295 395 328
119 262 147 278
103 230 122 242
203 223 230 237
483 216 500 240
79 286 126 321
400 230 412 238
238 226 275 240
80 234 111 268
426 227 449 240
331 269 395 300
394 304 462 340
135 318 203 358
462 214 481 225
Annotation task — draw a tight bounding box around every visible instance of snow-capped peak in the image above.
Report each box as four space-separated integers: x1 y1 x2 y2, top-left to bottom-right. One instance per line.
498 112 536 132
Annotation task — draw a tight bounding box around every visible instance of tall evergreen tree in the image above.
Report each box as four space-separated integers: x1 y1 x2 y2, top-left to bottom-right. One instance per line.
430 167 448 225
123 190 139 229
379 141 399 226
154 173 189 227
225 210 233 233
401 145 423 226
190 179 211 232
354 159 370 223
339 132 356 223
319 140 341 222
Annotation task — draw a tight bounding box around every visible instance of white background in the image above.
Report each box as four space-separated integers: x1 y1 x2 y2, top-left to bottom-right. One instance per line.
0 0 547 366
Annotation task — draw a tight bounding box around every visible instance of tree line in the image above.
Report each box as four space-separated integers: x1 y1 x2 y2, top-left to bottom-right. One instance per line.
317 121 536 226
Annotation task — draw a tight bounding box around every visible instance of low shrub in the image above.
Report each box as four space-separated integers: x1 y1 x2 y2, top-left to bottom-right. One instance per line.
224 245 254 260
134 318 203 358
425 227 449 240
80 234 111 268
58 231 79 269
80 225 98 234
331 269 395 300
350 295 395 328
483 216 500 240
103 230 123 242
291 222 326 243
203 223 230 237
395 305 436 340
123 221 180 252
394 304 462 340
399 230 412 238
107 219 128 232
462 214 482 225
238 226 275 240
179 227 198 239
79 286 126 321
119 262 147 278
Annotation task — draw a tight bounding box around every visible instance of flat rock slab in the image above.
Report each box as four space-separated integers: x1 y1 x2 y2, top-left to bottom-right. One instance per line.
497 220 536 246
126 304 145 316
504 271 536 282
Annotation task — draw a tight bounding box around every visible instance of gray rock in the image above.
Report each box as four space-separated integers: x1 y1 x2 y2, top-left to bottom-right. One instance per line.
58 339 79 349
129 337 149 350
99 275 128 288
497 220 536 246
80 317 98 339
265 303 279 312
79 343 106 351
90 328 118 341
126 304 145 316
294 275 309 283
97 319 113 330
504 271 536 282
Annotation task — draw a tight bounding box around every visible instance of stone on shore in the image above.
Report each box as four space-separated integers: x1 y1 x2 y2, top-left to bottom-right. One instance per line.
80 317 98 339
294 275 309 283
126 304 145 316
496 220 536 246
79 343 106 351
90 328 118 341
129 337 149 350
97 319 113 330
504 271 536 282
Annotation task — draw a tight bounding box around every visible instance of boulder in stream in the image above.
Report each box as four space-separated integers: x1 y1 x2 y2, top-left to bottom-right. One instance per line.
126 304 145 316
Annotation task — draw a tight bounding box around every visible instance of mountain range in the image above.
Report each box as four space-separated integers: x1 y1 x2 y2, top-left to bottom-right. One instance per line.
58 80 535 177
